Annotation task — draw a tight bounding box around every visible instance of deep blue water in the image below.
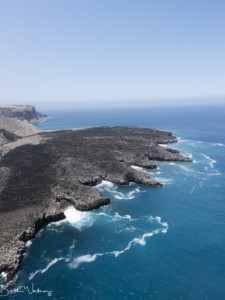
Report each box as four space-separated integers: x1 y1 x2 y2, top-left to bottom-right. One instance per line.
2 105 225 299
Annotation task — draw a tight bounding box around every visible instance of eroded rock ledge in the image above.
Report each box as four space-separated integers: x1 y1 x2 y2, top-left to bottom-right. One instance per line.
0 126 191 282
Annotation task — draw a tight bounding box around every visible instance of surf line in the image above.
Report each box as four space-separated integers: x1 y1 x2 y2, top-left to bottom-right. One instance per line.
68 217 168 269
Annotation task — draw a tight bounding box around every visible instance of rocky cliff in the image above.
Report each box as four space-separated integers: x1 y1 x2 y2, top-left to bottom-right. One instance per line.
0 105 46 122
0 126 192 282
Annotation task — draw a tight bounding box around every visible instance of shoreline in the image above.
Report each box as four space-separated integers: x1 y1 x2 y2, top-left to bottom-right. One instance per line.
0 126 192 283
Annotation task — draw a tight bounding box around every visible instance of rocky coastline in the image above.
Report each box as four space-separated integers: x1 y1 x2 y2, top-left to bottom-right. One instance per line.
0 110 192 283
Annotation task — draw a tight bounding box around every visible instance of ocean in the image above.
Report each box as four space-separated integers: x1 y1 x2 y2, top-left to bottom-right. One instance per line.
4 105 225 299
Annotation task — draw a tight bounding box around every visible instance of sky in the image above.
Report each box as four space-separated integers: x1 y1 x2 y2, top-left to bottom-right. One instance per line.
0 0 225 108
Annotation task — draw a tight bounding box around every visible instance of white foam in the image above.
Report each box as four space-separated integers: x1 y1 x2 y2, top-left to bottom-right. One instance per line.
29 257 64 280
149 171 161 175
208 172 222 176
48 219 67 227
201 154 217 168
148 216 169 232
29 238 77 280
177 165 193 172
68 253 103 269
96 180 115 189
166 162 176 165
0 272 7 279
177 138 192 143
114 212 132 220
70 240 76 249
149 216 160 223
212 143 225 147
29 269 44 280
116 226 137 233
111 230 159 257
66 240 76 261
68 215 169 269
97 178 141 200
42 258 64 273
131 165 145 172
97 212 108 217
64 206 93 230
113 187 140 200
176 165 205 176
97 211 134 222
64 206 83 223
47 226 64 233
161 221 168 227
210 160 217 168
100 211 135 222
111 240 135 257
25 240 32 248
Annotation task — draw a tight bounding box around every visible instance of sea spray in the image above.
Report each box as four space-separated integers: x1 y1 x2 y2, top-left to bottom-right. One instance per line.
63 205 94 230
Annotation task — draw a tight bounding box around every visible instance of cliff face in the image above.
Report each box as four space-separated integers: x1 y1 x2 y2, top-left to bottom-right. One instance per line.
0 126 192 281
0 105 46 122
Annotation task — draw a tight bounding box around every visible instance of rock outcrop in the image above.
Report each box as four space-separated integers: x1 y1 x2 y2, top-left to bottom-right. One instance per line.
0 126 192 282
0 129 19 146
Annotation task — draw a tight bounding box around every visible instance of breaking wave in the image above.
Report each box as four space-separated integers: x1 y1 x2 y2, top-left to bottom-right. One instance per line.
96 180 115 190
63 206 94 230
97 180 141 200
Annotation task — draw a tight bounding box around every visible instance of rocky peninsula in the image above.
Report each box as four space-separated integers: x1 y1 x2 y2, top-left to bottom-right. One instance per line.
0 110 192 282
0 105 46 123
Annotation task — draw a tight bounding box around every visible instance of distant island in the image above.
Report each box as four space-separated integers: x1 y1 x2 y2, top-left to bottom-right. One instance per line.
0 105 192 282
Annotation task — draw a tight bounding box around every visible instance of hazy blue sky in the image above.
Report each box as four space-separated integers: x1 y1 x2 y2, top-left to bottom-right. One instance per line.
0 0 225 108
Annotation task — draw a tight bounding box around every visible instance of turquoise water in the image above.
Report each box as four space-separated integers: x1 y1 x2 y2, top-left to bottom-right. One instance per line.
3 106 225 299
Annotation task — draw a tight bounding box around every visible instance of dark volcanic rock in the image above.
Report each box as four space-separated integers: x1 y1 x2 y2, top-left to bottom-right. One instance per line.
0 126 191 282
0 129 19 146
